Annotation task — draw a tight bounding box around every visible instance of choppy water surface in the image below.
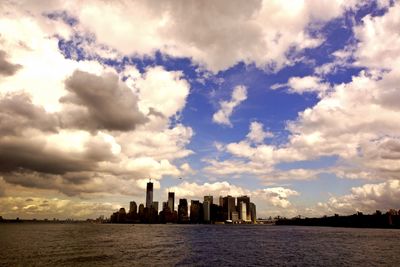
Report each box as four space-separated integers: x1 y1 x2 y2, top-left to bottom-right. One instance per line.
0 224 399 266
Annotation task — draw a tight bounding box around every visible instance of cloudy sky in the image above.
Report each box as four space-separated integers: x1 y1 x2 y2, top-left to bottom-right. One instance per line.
1 0 400 220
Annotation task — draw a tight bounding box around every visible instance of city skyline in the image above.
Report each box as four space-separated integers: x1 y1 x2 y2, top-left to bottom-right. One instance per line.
110 181 257 224
1 1 400 220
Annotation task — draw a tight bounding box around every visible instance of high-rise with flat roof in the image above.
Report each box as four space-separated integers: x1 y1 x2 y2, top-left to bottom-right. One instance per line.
203 200 211 222
178 199 189 223
223 195 236 221
129 201 137 214
168 192 175 212
237 195 250 221
250 202 256 223
151 201 159 214
190 200 202 223
219 196 223 206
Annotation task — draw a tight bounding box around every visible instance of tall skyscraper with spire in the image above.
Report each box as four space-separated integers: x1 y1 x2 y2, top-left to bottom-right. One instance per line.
146 181 153 208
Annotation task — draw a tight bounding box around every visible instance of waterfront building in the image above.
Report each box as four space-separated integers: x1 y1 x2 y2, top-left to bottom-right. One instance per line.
138 204 144 216
118 208 126 223
190 200 202 223
178 199 189 223
239 201 247 222
231 211 239 223
250 202 256 223
146 182 153 208
203 200 211 222
129 201 137 214
237 195 250 221
204 195 213 205
168 192 175 212
223 195 236 220
152 201 159 214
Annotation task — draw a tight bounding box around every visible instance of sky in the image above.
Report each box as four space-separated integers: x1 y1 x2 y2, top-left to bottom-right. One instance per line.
1 0 400 220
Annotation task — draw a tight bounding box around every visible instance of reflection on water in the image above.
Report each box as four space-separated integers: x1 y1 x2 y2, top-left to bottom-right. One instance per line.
1 224 399 266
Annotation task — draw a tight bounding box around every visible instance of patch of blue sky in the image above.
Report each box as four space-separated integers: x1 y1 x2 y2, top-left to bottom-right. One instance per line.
289 173 368 208
276 156 339 171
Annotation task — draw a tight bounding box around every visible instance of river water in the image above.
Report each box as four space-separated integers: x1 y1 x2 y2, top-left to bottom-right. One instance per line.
0 224 399 266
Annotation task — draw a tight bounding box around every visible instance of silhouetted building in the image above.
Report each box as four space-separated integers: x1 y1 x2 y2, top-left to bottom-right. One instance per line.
204 195 213 205
138 203 145 221
219 196 223 206
117 208 127 223
190 200 203 223
203 200 211 222
168 192 175 212
237 195 250 221
148 205 159 224
223 195 236 221
178 198 189 223
129 201 137 214
152 201 159 214
162 202 168 211
146 182 153 208
250 202 256 223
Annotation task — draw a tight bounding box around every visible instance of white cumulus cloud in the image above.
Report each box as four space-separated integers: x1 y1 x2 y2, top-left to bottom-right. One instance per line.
213 85 247 127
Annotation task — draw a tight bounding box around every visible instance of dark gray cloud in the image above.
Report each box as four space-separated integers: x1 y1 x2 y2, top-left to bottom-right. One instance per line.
0 50 21 76
379 139 400 160
1 170 132 197
0 184 4 197
0 134 115 175
61 70 148 131
0 92 59 136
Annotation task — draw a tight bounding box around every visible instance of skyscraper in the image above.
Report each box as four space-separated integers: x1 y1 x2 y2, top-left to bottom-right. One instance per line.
129 201 137 214
223 195 236 221
138 204 144 216
239 201 247 222
219 196 223 206
203 199 211 222
178 198 189 223
168 192 175 212
237 195 250 221
250 202 256 223
190 200 202 223
152 201 159 214
204 195 213 205
146 181 153 208
162 201 168 211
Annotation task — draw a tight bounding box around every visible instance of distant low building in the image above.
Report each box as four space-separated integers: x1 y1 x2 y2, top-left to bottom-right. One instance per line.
231 211 239 223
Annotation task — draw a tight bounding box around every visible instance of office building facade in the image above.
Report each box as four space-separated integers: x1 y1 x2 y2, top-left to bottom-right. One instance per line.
146 182 153 208
168 192 175 212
